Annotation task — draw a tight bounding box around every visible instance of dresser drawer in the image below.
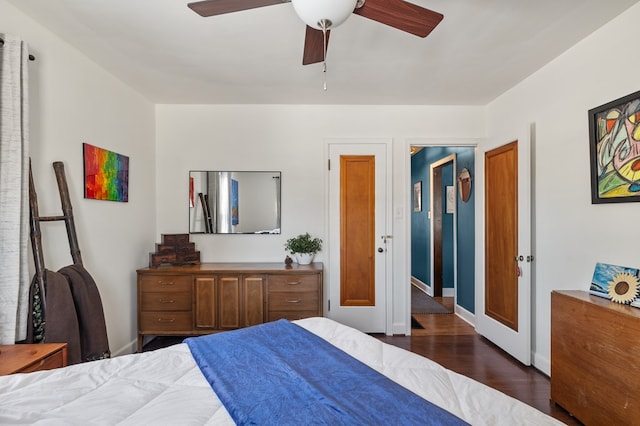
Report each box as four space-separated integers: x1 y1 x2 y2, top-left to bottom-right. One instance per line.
141 291 191 311
140 275 192 293
268 274 318 292
140 311 193 331
268 291 318 311
268 311 319 322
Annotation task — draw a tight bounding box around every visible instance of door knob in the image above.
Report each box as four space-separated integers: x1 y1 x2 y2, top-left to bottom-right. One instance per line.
377 247 384 253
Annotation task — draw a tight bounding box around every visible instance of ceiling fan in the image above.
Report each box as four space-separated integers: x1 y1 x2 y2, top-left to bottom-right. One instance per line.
187 0 444 66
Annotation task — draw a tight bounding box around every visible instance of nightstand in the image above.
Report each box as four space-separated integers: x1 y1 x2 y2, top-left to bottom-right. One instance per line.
0 343 68 375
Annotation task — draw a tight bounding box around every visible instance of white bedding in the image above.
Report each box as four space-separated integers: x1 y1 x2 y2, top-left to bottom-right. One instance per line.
0 317 563 425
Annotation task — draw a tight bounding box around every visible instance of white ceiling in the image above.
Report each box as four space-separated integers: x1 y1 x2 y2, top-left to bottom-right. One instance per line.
8 0 638 105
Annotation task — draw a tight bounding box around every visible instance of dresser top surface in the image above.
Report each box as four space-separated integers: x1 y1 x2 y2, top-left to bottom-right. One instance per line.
553 290 640 319
0 343 67 375
138 262 323 274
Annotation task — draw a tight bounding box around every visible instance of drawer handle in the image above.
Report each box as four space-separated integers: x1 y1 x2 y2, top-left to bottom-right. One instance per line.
287 281 302 286
157 318 176 323
159 299 175 304
158 281 175 286
286 299 302 304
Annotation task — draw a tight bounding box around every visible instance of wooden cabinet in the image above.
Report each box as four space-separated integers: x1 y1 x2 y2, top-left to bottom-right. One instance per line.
137 263 323 351
551 290 640 425
0 343 68 375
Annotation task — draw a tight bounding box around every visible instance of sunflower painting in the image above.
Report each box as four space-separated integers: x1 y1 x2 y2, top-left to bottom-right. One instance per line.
590 262 640 306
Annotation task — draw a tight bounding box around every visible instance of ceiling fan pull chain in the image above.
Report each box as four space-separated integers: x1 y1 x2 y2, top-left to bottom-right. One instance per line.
320 19 329 91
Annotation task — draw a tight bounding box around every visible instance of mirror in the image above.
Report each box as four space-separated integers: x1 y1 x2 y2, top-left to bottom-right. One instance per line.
189 171 281 234
458 168 472 202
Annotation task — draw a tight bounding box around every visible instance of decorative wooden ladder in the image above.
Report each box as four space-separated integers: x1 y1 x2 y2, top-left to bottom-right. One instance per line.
28 160 83 310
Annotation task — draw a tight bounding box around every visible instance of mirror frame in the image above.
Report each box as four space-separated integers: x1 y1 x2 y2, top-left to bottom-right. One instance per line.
189 170 281 234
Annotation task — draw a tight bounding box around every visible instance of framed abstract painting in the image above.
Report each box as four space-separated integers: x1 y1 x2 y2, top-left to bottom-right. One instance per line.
588 90 640 204
83 143 129 202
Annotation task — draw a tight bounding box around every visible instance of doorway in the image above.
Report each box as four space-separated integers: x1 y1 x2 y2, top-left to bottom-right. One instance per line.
410 145 476 320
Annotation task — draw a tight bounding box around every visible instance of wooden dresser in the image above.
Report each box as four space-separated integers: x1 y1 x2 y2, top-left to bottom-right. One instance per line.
551 290 640 425
0 343 68 375
137 262 323 351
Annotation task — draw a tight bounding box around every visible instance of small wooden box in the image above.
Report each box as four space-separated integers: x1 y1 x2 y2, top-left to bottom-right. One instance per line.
149 234 200 267
161 234 190 246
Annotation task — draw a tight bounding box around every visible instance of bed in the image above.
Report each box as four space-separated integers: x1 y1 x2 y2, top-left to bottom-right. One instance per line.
0 317 563 425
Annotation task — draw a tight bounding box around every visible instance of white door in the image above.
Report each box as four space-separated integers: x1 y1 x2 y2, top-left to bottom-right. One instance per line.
475 129 533 365
327 141 390 333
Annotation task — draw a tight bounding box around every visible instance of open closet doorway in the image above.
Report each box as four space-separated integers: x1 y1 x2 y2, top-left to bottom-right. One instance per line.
410 145 476 321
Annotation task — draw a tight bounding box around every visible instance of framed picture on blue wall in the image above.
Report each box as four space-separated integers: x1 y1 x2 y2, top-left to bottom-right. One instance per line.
413 181 422 212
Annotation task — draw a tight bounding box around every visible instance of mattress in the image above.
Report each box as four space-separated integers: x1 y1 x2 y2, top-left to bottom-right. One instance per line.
0 317 563 425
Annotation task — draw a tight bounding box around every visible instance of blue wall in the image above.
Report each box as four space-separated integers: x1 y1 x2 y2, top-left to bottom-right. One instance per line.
411 147 475 313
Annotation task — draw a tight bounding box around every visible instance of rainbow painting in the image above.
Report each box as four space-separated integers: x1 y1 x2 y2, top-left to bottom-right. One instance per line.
83 143 129 202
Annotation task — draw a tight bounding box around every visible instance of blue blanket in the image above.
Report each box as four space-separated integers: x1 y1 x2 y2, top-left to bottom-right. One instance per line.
186 319 469 425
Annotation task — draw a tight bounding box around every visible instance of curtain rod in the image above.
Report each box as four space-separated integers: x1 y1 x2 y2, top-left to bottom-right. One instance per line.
0 38 36 61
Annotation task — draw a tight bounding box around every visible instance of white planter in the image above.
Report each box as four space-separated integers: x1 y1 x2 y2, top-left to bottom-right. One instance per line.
295 253 315 265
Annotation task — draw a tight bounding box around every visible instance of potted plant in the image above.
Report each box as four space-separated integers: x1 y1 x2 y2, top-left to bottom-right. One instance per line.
284 233 322 265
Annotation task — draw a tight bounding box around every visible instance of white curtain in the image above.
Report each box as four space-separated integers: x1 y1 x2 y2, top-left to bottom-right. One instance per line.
0 34 30 344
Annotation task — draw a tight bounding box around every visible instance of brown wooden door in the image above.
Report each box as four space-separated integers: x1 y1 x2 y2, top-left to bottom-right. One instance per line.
484 141 518 330
432 165 443 297
477 134 532 366
340 155 376 306
328 142 388 333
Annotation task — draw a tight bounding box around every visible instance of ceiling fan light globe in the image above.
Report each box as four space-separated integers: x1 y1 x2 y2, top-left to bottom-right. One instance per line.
291 0 357 30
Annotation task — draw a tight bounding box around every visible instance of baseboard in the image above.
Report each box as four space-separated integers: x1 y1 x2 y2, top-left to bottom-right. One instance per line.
533 352 551 376
453 304 475 327
392 321 407 336
411 277 430 295
411 277 455 298
112 339 138 357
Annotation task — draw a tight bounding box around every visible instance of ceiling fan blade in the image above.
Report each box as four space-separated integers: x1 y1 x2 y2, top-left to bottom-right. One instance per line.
353 0 443 38
302 26 330 65
188 0 289 17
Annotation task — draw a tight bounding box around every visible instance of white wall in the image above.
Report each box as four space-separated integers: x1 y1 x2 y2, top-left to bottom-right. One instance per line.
486 3 640 374
1 1 156 355
155 105 485 332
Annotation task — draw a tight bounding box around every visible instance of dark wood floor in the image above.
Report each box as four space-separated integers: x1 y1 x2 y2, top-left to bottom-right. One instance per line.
378 296 581 425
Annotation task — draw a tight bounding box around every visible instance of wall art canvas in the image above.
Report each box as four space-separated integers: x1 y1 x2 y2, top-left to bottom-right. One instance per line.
231 178 239 225
590 262 640 305
588 89 640 204
83 143 129 202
